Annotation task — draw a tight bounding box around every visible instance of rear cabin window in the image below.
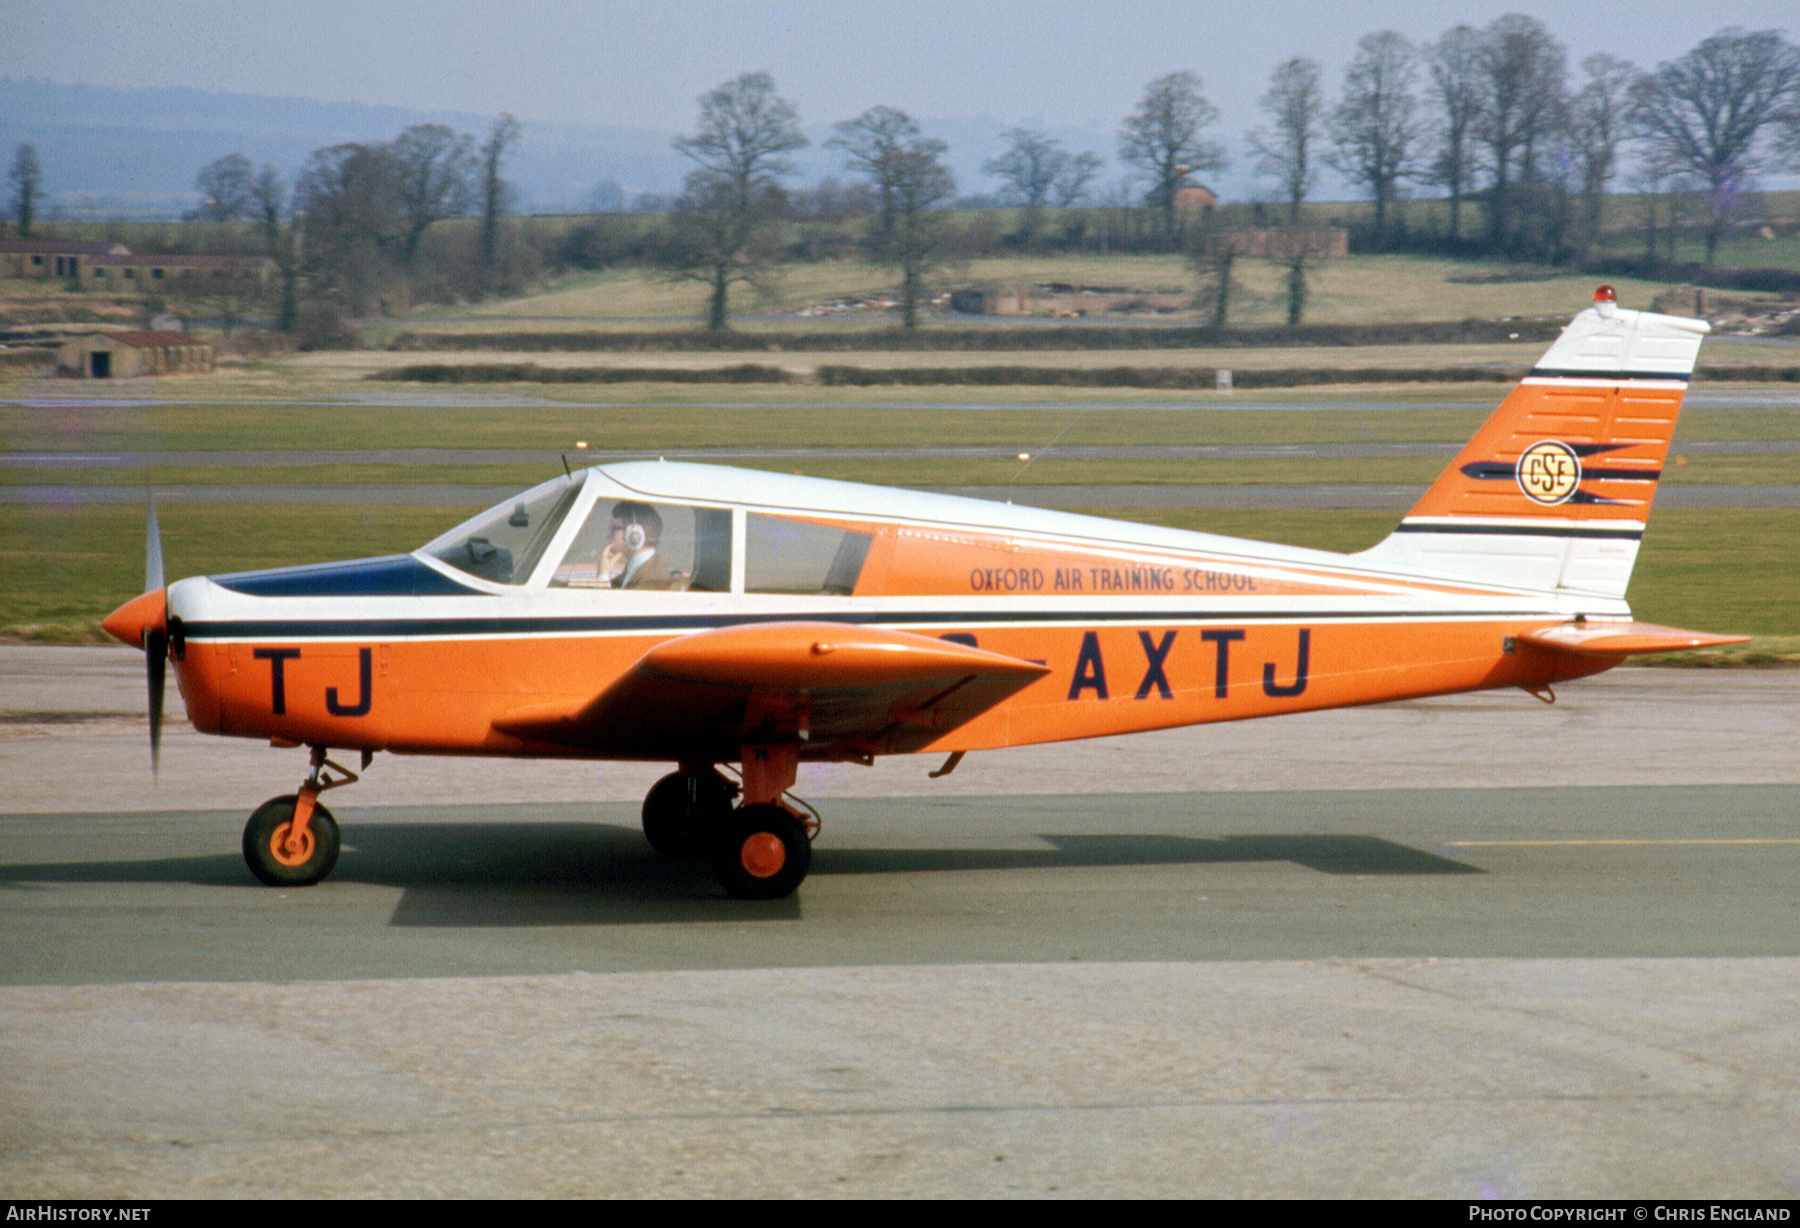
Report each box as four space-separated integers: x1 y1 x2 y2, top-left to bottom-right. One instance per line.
550 500 730 592
745 514 871 595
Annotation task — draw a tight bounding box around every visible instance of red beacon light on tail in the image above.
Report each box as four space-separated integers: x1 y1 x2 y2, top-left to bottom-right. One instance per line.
1594 284 1618 318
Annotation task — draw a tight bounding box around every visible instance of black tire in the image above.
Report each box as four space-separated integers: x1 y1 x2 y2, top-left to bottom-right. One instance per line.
243 795 341 887
711 804 812 900
641 770 733 859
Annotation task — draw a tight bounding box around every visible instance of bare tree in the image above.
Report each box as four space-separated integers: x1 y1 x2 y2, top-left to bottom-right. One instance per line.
1568 54 1637 255
886 140 956 328
1051 151 1103 208
249 165 285 255
479 115 521 287
10 144 42 238
1192 225 1236 327
1328 31 1422 244
248 165 295 330
389 124 478 270
192 153 255 222
1249 57 1324 226
296 144 403 251
1633 29 1800 263
1474 14 1568 250
669 72 807 331
1119 71 1225 242
827 105 920 244
983 128 1074 240
1625 156 1680 265
1426 25 1485 240
1247 58 1324 327
294 142 406 314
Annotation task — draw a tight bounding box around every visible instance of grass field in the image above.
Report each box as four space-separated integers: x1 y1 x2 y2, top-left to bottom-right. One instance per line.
7 387 1798 456
366 254 1717 341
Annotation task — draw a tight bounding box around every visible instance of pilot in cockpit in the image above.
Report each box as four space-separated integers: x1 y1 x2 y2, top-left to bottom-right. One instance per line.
599 501 684 590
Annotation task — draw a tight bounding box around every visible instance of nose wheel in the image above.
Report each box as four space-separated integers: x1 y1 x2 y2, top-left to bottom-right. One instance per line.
243 795 341 886
242 746 359 887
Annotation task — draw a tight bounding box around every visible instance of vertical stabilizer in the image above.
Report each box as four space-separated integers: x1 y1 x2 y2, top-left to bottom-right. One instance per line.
1355 287 1709 597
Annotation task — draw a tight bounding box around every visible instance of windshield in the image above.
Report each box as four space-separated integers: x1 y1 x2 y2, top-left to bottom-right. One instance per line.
422 474 582 585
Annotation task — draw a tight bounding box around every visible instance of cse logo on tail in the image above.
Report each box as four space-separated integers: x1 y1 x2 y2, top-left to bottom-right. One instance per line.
1516 440 1581 506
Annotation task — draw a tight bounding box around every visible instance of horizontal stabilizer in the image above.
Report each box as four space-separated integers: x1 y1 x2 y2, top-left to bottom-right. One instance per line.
492 621 1049 758
1519 621 1749 656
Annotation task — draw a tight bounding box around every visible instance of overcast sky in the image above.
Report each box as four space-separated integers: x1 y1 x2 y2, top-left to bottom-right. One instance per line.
4 0 1794 197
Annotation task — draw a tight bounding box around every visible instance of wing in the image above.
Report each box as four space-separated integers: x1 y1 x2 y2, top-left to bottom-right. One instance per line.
491 621 1050 760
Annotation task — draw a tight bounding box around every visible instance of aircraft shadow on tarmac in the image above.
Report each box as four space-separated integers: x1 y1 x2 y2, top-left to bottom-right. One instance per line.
0 821 1478 926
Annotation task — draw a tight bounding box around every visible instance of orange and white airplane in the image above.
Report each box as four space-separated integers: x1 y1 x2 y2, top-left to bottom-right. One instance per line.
104 287 1743 899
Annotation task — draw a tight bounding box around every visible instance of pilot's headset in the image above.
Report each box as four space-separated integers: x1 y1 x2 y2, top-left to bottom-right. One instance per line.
622 511 647 553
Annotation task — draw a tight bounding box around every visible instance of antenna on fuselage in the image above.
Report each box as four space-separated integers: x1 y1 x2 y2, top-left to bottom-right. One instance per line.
1009 414 1082 486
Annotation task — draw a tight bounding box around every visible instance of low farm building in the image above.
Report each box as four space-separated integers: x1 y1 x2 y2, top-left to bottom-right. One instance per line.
1 239 273 288
950 284 1192 316
0 239 130 279
58 331 218 377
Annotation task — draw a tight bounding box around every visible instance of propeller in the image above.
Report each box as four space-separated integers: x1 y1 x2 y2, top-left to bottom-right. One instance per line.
101 493 171 775
146 622 166 775
145 492 164 591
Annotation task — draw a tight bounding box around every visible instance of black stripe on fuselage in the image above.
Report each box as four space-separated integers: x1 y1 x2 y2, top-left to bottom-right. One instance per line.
179 607 1555 642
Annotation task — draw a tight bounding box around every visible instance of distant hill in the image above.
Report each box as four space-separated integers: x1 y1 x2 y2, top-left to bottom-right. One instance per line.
0 77 689 219
0 77 1115 221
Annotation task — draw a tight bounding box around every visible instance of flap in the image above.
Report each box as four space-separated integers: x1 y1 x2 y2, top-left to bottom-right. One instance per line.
1519 621 1750 656
492 621 1049 759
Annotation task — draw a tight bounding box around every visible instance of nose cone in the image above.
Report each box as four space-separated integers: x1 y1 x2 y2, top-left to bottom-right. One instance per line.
103 588 167 649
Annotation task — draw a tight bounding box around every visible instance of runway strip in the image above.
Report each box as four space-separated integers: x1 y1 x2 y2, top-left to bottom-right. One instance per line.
2 650 1796 1197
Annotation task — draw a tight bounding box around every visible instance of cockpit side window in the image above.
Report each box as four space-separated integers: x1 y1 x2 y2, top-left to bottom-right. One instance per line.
424 477 581 585
549 501 731 592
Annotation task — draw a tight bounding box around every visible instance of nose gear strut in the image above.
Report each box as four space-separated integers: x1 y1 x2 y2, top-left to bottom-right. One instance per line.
241 746 362 886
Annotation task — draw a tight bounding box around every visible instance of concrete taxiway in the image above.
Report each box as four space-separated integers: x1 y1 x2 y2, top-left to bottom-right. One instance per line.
1 648 1797 1197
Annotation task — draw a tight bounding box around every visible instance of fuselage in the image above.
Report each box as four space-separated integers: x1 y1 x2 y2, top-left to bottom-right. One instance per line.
157 461 1618 763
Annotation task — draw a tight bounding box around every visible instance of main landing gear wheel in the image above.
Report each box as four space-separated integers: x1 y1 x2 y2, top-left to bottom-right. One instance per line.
243 795 341 887
711 804 812 900
641 770 734 860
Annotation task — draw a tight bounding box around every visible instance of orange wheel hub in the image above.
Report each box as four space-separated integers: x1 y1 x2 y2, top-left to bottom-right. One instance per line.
739 831 787 879
270 822 315 867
